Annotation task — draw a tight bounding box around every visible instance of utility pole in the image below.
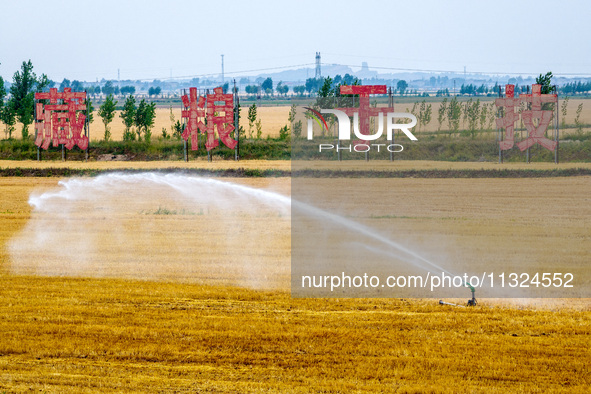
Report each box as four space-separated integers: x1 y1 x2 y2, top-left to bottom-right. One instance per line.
221 54 224 85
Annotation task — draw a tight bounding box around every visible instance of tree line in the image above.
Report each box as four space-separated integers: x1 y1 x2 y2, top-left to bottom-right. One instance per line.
0 60 160 142
97 94 157 143
0 60 51 139
560 81 591 95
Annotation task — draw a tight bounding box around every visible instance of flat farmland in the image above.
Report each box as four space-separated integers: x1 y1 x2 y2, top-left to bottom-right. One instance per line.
2 159 591 172
6 98 589 142
0 174 590 392
85 105 291 142
391 97 591 134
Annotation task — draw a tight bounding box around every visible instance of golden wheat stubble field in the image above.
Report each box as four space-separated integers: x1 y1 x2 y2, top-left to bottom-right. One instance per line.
3 159 591 173
0 174 590 392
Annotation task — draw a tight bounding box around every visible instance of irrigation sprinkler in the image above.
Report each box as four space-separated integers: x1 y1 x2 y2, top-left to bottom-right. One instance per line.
439 281 477 307
438 300 465 308
466 283 477 306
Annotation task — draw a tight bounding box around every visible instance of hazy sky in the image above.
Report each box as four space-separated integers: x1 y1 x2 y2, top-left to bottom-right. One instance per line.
1 0 589 82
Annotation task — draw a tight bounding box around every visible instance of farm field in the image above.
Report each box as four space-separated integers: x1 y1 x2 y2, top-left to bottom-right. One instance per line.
390 97 591 134
6 98 588 142
87 105 291 141
2 159 591 172
0 174 590 391
3 1 590 391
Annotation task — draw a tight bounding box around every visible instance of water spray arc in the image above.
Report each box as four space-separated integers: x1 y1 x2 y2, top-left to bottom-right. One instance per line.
11 173 475 303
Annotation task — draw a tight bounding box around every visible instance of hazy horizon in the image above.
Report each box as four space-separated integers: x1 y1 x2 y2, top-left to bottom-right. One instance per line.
1 0 590 82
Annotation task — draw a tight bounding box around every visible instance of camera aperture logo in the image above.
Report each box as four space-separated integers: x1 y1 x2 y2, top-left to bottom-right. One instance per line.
306 85 418 154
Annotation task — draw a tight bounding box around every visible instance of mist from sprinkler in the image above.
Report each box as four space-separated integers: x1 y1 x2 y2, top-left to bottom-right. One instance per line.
11 172 477 304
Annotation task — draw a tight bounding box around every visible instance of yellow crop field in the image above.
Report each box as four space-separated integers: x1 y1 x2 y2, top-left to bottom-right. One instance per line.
3 0 590 390
86 105 291 142
0 173 590 392
2 159 591 172
391 98 591 134
7 98 588 142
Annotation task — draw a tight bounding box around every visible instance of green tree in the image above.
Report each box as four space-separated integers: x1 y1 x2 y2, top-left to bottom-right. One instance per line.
172 120 183 140
410 101 419 124
536 71 553 94
466 98 481 138
169 105 175 133
397 80 408 96
0 76 16 139
98 94 117 141
120 86 134 95
120 95 137 140
479 101 488 131
59 78 71 91
419 100 432 132
135 99 156 142
10 60 41 139
37 74 50 93
87 100 95 124
560 97 569 128
0 75 5 118
276 81 288 96
318 76 334 98
148 86 161 97
247 103 257 138
71 80 83 92
305 77 322 94
102 81 115 96
447 96 462 135
288 103 297 123
437 98 448 132
574 103 583 133
288 103 297 134
279 125 289 140
255 118 262 139
487 102 496 130
462 99 469 129
261 78 273 95
293 120 303 138
536 72 555 112
236 104 246 139
88 86 100 97
245 85 260 96
293 85 306 96
1 103 16 139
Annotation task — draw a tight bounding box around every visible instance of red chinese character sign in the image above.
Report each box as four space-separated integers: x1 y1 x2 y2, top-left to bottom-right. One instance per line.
518 84 557 152
180 88 205 151
34 88 88 150
336 85 392 147
180 87 237 153
496 84 558 157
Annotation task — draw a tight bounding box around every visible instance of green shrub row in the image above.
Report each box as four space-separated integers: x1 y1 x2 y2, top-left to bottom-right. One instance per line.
1 134 590 162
